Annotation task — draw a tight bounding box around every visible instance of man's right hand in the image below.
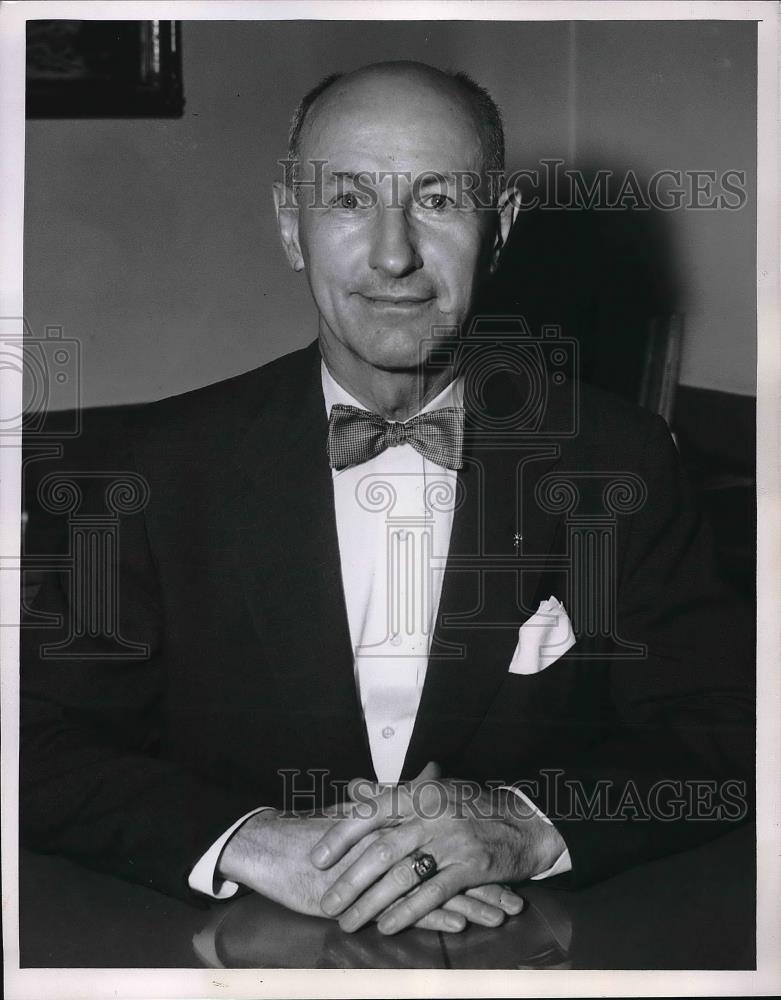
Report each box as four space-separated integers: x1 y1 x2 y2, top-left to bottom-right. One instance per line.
217 810 376 918
217 808 525 933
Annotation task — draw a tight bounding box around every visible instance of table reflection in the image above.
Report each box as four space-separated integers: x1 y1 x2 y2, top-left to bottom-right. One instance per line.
192 889 572 969
19 825 753 968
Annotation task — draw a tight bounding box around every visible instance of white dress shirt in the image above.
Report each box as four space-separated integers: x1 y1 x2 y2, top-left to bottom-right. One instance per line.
324 362 461 784
189 362 571 897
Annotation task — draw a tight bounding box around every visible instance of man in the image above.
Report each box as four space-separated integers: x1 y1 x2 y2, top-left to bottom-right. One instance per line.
20 62 753 938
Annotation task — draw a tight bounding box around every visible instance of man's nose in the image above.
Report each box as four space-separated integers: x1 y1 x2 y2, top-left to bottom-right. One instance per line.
368 206 422 278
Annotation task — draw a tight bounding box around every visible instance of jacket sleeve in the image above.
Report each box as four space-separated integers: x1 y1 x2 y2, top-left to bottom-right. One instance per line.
520 414 754 886
19 420 262 901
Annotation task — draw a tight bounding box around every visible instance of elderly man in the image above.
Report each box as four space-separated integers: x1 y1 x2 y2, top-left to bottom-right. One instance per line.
21 61 752 938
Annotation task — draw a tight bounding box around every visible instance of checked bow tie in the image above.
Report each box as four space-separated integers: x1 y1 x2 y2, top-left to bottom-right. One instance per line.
327 403 465 471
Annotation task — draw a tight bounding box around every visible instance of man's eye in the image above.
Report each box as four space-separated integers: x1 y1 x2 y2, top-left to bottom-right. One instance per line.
332 192 369 209
420 193 454 211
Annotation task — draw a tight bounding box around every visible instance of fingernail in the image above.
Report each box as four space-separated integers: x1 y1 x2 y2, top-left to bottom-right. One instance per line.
378 917 398 934
311 845 330 866
340 909 361 932
483 907 504 925
501 891 524 913
445 915 465 932
321 890 342 915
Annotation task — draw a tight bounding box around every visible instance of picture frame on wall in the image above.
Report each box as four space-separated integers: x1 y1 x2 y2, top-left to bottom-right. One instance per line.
25 20 183 118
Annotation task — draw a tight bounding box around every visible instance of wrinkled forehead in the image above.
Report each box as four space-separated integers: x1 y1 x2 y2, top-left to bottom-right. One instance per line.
299 71 486 176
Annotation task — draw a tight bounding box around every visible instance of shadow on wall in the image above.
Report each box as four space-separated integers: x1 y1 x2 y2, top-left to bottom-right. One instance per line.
477 164 680 405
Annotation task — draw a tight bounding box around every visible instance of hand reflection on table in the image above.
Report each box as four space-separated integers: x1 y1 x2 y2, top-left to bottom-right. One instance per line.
192 887 572 969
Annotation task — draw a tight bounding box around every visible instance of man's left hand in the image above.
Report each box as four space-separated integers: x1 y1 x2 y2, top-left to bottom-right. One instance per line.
310 769 566 934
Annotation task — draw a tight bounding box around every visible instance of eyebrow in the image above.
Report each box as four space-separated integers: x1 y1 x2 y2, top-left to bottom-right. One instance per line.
415 172 457 187
329 170 362 182
326 170 458 185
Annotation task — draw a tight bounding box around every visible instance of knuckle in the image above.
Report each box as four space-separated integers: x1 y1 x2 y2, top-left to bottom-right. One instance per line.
459 837 490 871
334 871 357 894
474 849 492 875
391 862 416 889
454 828 475 852
329 879 349 900
373 839 394 865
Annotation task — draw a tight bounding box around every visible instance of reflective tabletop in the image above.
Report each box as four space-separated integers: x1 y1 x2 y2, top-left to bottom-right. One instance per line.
19 823 754 969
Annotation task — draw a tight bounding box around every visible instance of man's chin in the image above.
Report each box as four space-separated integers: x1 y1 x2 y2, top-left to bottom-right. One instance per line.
359 329 447 373
321 319 458 373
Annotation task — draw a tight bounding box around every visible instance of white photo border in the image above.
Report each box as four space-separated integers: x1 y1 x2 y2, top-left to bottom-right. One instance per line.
1 2 778 997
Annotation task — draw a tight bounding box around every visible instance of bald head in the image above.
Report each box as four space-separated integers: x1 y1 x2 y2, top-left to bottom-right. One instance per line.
273 59 515 388
288 61 504 180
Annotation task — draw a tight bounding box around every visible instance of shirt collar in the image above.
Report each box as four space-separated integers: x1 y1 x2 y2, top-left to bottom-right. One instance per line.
321 360 463 420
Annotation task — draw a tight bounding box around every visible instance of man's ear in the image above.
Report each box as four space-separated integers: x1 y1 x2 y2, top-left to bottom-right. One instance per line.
489 187 519 274
272 181 305 273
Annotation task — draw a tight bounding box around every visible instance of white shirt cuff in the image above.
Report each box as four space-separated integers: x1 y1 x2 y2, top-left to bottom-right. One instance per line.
188 807 272 899
498 785 572 880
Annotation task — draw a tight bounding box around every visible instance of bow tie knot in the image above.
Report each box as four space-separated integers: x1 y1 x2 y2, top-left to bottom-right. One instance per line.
327 403 464 471
385 420 408 448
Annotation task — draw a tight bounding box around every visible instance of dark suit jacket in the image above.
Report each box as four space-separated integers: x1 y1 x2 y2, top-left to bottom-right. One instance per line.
20 341 754 900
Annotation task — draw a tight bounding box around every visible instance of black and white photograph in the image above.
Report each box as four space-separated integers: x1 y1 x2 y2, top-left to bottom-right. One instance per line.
1 1 779 996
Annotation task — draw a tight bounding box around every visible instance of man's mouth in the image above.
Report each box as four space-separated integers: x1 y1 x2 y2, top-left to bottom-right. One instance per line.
356 293 434 309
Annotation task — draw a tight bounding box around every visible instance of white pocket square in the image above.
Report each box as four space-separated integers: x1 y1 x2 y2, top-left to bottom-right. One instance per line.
508 596 576 675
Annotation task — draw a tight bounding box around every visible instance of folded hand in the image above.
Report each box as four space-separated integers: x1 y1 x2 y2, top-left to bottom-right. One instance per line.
310 763 563 934
217 762 527 933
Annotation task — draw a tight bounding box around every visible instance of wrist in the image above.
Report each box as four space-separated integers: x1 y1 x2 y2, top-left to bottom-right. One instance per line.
529 816 567 875
494 788 567 878
217 809 279 884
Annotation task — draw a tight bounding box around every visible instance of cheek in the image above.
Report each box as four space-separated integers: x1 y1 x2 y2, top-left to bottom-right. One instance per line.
302 223 364 295
428 234 485 308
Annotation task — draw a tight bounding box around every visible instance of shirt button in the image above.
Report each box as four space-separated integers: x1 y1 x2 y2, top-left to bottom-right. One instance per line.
382 726 395 739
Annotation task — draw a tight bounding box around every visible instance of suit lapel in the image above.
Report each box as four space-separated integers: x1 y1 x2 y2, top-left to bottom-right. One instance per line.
228 342 569 787
401 370 565 779
231 343 373 786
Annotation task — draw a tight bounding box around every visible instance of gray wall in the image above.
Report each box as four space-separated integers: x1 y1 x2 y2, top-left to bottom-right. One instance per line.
24 19 757 410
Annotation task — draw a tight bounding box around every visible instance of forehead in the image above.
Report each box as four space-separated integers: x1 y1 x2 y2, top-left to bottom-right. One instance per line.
300 71 485 176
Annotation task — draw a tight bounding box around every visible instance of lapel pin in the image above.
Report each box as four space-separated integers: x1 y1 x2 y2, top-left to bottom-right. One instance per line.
513 532 523 554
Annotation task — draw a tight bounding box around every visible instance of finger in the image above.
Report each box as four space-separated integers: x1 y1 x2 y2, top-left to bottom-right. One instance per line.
322 798 389 821
376 870 464 936
413 908 466 933
443 894 505 928
346 775 382 802
465 884 526 916
322 800 359 819
345 761 441 805
311 784 407 869
322 826 423 923
409 761 441 785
